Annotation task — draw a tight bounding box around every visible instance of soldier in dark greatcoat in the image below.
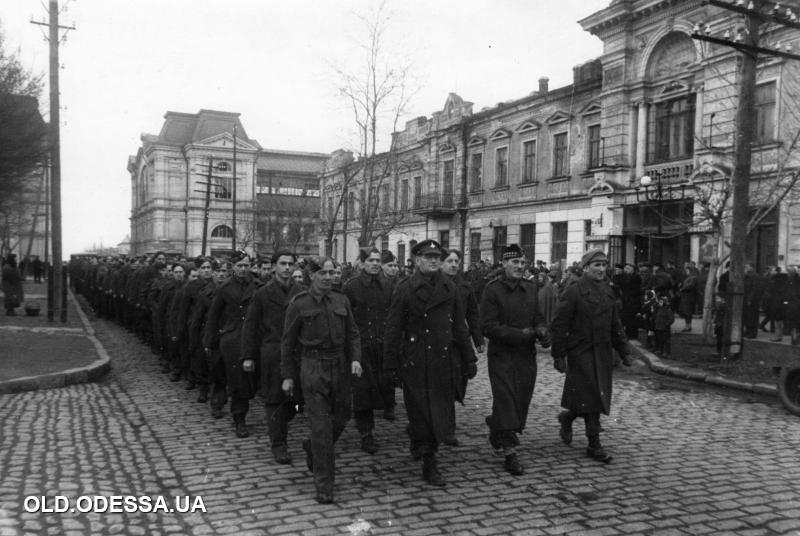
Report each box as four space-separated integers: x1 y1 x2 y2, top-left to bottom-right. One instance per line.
441 248 484 447
383 240 476 487
241 251 304 464
550 249 634 463
186 258 217 403
280 256 362 504
479 244 550 476
204 252 261 438
344 247 395 455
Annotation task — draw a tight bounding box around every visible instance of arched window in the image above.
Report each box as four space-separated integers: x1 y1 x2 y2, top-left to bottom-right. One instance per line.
211 225 233 238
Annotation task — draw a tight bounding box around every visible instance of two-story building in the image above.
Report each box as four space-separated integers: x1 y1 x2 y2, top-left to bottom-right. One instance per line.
321 0 800 271
129 109 328 257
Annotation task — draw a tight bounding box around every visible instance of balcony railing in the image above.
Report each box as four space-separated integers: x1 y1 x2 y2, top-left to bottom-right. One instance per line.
412 193 458 218
643 160 695 185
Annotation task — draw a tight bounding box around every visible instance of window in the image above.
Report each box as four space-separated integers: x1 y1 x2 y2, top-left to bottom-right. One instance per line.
413 176 422 208
303 223 315 242
397 243 406 266
551 221 568 264
553 133 568 177
327 197 334 221
522 140 536 183
381 184 390 213
587 124 601 168
470 153 483 191
381 235 389 252
400 179 409 211
755 81 776 144
211 225 233 238
652 94 695 162
347 191 356 220
214 177 232 199
493 225 507 263
495 147 508 187
443 160 455 203
216 161 230 172
520 223 536 260
584 219 593 249
439 230 450 250
470 231 482 266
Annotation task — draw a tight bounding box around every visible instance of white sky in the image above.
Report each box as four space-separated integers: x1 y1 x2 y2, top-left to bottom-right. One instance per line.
1 0 609 255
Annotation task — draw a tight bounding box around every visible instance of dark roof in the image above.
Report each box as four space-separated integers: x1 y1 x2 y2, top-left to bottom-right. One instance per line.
153 109 258 147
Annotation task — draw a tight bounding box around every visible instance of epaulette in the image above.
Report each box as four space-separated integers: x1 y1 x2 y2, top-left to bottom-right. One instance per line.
289 290 310 304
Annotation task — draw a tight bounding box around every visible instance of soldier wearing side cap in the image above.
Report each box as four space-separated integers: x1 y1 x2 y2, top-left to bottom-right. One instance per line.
383 239 476 487
480 244 550 476
550 248 634 463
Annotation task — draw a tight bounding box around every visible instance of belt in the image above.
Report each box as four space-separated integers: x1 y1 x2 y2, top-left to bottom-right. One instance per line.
302 348 343 360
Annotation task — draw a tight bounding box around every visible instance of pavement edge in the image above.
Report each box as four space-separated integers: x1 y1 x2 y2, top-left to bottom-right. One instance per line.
0 289 111 395
630 340 778 396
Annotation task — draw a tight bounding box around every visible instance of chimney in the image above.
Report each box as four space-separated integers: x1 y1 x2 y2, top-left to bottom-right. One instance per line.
538 77 549 94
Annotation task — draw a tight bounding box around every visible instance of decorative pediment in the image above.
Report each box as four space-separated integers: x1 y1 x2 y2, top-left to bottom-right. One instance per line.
546 110 573 125
490 128 511 141
579 101 602 116
659 80 691 96
438 142 456 154
517 120 541 133
468 136 486 147
195 132 259 151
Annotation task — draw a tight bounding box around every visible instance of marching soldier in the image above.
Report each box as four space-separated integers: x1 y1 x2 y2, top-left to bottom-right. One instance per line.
280 257 362 504
383 240 476 487
480 244 550 475
344 247 395 454
550 249 634 463
241 251 304 464
204 252 261 438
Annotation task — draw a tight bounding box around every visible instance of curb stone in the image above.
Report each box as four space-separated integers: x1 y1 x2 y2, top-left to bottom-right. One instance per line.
630 340 778 396
0 289 110 395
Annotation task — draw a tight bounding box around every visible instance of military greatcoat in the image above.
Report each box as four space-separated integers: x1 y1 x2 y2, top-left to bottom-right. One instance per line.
550 275 632 415
383 271 475 443
480 275 546 432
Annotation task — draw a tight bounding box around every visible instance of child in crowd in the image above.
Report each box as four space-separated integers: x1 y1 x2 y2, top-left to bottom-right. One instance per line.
652 293 675 357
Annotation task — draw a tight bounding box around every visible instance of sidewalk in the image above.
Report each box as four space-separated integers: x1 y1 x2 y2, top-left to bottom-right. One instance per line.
0 280 110 394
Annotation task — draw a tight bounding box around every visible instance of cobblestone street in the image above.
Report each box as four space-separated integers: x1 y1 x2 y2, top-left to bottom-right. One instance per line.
1 316 799 536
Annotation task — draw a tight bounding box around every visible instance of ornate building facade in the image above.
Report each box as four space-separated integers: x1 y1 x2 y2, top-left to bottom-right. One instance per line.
129 110 328 257
321 0 800 271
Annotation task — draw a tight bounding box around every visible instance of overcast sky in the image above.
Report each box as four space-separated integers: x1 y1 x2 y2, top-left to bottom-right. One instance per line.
1 0 609 255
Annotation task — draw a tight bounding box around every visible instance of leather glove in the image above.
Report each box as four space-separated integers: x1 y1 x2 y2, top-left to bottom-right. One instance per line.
463 361 478 380
536 327 552 348
553 356 567 373
621 354 633 367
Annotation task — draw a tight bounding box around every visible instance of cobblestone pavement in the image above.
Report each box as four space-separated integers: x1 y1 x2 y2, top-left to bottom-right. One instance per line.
1 317 800 536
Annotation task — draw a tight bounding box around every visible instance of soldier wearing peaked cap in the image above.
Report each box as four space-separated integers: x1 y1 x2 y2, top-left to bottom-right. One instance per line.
480 243 551 476
550 248 634 463
383 239 476 487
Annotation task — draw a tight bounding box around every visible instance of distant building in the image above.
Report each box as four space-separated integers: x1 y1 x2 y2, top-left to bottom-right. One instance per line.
321 0 800 271
128 109 328 258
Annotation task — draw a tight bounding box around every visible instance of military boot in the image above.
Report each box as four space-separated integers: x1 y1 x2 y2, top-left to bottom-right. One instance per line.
504 453 523 476
422 454 445 487
586 436 613 463
271 443 292 465
558 410 575 445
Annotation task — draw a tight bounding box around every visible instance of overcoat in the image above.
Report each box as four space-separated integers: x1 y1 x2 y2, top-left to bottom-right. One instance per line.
204 274 261 399
550 275 632 415
454 273 484 349
677 273 698 318
1 263 23 309
480 275 546 432
344 271 394 411
241 278 303 402
383 271 475 442
618 272 642 328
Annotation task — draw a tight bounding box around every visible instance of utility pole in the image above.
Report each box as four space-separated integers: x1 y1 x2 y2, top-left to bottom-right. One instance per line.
691 0 800 358
32 1 73 322
232 123 237 253
198 157 214 256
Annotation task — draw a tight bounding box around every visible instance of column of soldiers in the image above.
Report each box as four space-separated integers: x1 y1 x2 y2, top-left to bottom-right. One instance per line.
69 240 635 505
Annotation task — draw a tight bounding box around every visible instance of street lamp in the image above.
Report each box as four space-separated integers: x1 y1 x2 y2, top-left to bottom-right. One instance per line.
635 171 694 265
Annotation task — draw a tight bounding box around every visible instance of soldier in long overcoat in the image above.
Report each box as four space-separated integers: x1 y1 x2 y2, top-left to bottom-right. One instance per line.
344 248 395 455
383 240 476 487
550 249 634 463
241 251 304 464
480 244 550 476
204 252 261 438
185 258 217 403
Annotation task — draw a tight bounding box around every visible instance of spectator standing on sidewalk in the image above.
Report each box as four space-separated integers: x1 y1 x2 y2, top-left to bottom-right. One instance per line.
280 256 362 504
677 266 698 332
480 244 550 476
32 255 44 283
550 249 634 463
1 254 23 316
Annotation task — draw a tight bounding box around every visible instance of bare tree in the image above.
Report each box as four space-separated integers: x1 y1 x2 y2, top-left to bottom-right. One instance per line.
329 1 418 249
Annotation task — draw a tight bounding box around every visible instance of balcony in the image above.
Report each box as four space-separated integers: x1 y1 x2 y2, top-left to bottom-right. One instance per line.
642 160 694 186
412 193 459 218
